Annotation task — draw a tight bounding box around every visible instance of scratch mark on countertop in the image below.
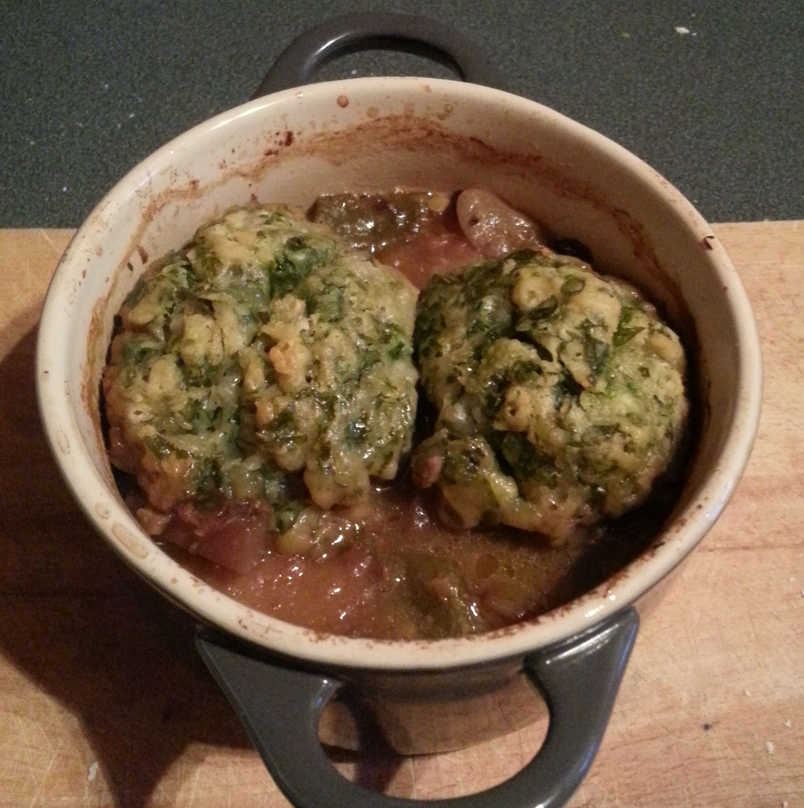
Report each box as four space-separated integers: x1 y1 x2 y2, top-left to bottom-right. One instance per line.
186 763 202 807
27 747 60 808
38 229 66 257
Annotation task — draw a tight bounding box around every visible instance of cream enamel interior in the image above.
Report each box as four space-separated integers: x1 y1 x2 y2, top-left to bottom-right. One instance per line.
36 77 761 670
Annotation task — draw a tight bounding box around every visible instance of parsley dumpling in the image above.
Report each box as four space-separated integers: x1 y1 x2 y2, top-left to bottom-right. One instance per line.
412 248 688 541
104 205 419 565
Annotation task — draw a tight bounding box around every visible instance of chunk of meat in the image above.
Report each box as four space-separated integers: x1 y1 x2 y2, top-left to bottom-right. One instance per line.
163 500 273 573
456 189 545 257
378 229 483 288
410 448 443 488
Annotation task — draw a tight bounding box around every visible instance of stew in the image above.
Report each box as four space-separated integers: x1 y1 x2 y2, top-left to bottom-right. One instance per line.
104 189 690 639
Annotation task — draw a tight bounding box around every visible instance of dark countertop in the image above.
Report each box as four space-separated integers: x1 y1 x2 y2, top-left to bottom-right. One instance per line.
2 0 802 227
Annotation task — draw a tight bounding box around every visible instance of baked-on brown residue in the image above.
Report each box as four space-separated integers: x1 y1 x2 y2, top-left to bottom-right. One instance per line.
111 111 677 300
82 300 113 486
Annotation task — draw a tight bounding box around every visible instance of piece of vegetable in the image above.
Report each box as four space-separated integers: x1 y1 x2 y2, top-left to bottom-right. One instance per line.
455 189 545 257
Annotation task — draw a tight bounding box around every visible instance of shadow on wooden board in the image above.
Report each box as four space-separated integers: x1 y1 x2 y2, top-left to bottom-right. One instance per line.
0 320 249 806
0 316 410 806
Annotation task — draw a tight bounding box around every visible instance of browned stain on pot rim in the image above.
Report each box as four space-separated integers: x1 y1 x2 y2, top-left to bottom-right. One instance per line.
81 298 112 483
436 102 454 120
112 522 149 559
55 429 70 455
108 110 685 301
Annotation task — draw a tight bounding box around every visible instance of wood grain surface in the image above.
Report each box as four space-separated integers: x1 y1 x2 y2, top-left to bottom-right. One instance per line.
0 223 801 808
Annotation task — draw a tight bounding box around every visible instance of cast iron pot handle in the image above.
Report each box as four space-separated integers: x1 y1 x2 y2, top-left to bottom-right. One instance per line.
196 607 638 808
251 12 505 99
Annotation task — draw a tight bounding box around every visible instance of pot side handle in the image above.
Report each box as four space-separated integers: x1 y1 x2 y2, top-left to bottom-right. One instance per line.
251 13 506 99
196 607 638 808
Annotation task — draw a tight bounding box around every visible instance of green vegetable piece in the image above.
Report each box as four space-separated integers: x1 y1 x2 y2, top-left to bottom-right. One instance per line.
122 338 159 366
403 553 480 637
266 408 300 447
345 418 368 444
508 359 542 383
530 295 559 319
613 325 644 347
584 335 609 375
561 276 585 296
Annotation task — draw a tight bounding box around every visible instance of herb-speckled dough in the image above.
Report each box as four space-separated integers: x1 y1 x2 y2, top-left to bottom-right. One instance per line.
412 248 688 541
104 205 419 537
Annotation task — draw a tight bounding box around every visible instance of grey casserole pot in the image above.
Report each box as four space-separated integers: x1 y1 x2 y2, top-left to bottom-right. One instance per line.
36 14 762 808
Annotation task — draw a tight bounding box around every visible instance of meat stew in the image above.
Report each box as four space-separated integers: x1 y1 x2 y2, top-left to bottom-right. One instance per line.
104 189 690 640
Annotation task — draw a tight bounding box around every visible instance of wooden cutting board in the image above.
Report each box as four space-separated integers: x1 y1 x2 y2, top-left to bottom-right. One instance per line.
0 223 801 808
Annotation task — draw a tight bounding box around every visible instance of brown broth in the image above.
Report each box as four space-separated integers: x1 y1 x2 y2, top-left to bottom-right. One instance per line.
310 190 484 288
163 472 669 639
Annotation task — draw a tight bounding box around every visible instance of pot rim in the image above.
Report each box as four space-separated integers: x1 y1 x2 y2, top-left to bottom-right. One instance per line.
36 77 762 671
